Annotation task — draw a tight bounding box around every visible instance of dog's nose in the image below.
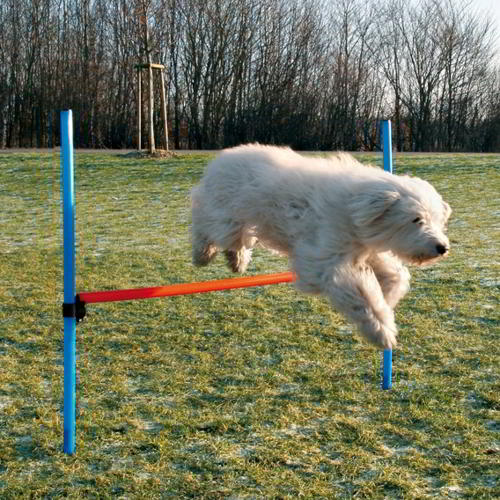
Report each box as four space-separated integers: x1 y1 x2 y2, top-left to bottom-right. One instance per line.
436 244 448 255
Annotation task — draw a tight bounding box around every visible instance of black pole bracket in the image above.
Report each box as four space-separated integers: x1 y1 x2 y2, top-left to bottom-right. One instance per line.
62 295 86 323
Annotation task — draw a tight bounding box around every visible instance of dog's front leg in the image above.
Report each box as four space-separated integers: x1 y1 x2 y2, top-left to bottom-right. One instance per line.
368 252 411 309
322 261 398 349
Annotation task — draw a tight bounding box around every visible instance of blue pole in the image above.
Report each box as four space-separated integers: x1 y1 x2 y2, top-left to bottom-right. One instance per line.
61 110 76 453
383 120 393 174
382 120 393 390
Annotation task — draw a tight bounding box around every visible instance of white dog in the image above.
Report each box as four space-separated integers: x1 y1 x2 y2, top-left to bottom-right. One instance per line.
191 144 451 349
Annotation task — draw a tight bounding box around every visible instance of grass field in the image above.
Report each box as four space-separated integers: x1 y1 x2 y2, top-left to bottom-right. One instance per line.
0 150 499 499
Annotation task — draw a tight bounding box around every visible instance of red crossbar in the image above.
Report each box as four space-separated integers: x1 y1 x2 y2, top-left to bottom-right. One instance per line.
78 271 296 304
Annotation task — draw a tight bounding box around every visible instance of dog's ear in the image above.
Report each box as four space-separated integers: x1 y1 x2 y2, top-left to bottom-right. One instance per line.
350 189 401 228
442 201 452 222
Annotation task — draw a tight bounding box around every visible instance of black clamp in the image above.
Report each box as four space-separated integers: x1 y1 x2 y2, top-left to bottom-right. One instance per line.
62 295 86 322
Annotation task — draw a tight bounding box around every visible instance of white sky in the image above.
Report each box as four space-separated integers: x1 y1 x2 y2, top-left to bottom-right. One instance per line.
472 0 500 31
470 0 500 59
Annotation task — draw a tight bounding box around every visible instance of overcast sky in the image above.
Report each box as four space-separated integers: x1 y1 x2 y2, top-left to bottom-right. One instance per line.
470 0 500 59
472 0 500 30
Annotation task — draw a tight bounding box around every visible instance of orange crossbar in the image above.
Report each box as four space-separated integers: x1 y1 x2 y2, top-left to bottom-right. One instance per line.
78 272 296 304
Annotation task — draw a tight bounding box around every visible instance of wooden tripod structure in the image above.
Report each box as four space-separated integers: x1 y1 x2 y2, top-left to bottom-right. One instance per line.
136 63 169 153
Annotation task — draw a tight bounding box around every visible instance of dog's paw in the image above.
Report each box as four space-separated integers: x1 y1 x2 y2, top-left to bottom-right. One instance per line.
193 243 218 267
376 323 398 350
224 248 252 273
359 318 398 350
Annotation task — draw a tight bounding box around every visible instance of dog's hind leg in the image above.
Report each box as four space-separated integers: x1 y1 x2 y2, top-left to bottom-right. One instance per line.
224 248 252 273
192 234 218 267
191 189 217 266
191 214 218 267
368 253 410 308
191 187 220 267
222 229 257 273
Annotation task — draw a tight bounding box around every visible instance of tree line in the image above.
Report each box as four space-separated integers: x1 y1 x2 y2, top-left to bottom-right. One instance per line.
0 0 498 151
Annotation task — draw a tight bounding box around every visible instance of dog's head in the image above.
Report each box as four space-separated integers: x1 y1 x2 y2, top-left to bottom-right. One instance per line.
350 176 451 265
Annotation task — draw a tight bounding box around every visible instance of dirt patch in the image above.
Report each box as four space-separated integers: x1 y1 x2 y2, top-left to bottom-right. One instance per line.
121 149 179 159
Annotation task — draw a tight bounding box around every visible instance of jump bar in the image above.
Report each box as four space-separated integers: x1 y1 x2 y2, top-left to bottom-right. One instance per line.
78 271 296 304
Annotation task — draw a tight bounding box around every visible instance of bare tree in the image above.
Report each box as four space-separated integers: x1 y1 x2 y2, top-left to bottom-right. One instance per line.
435 0 497 150
481 66 500 151
319 0 380 150
0 0 497 151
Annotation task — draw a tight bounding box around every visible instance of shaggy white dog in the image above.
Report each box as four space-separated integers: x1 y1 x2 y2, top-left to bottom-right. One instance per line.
191 144 451 349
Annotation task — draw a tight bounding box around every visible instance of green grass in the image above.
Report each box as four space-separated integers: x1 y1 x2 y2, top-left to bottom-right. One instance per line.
0 150 498 499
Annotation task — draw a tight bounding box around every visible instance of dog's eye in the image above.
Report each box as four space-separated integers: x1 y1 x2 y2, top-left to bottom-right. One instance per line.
412 217 423 224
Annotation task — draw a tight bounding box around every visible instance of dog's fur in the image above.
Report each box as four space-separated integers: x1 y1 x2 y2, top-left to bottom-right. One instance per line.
191 144 451 349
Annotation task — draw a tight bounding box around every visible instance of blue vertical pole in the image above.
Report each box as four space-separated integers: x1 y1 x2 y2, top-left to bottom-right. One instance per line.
61 110 76 453
383 120 393 174
382 120 393 390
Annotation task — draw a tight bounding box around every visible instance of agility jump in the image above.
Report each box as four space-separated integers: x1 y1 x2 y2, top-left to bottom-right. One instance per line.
61 110 395 455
